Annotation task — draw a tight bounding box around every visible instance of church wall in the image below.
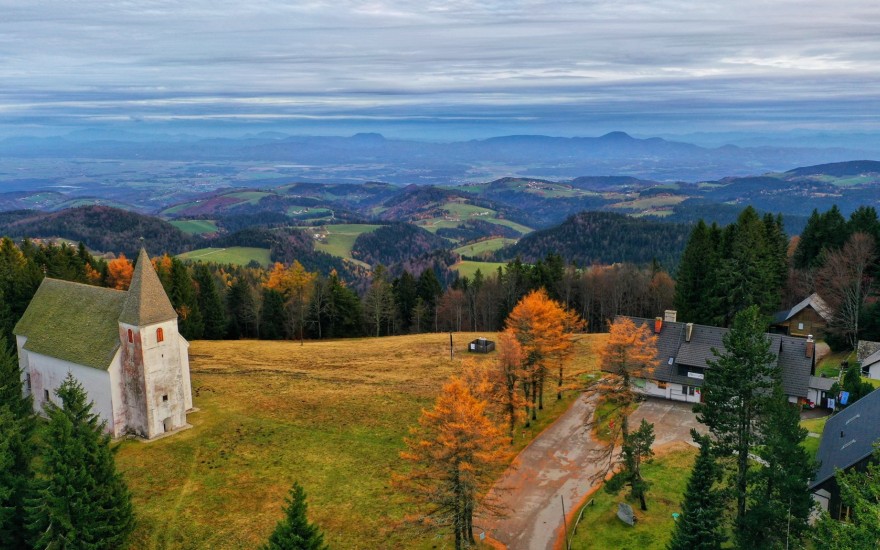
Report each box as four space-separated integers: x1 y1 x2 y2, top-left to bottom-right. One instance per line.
119 322 150 438
138 319 189 437
18 347 114 430
179 335 193 411
107 350 127 438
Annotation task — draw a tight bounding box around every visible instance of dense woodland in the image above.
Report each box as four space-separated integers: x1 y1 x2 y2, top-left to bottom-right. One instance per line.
499 211 690 267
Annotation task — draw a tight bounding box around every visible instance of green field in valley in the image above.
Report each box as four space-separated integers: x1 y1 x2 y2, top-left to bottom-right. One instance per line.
170 220 219 235
312 224 381 262
453 260 507 279
453 237 517 257
177 247 271 267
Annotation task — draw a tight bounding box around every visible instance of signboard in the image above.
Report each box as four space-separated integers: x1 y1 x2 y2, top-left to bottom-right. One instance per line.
687 371 704 380
470 343 475 350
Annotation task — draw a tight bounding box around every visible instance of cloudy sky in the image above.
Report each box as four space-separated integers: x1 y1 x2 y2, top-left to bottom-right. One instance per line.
2 0 879 140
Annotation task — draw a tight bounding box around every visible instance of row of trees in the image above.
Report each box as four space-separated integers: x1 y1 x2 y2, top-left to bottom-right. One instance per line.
396 289 584 549
0 237 673 346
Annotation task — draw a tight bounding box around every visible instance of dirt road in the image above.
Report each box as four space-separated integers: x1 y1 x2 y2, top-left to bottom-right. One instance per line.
483 396 703 549
481 394 605 550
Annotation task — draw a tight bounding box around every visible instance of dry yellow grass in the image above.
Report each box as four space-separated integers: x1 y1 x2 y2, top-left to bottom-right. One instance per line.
115 332 606 549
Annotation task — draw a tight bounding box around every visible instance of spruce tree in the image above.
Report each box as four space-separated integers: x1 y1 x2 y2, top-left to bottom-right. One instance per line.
262 482 328 550
668 430 726 550
694 305 777 530
26 373 134 549
169 258 204 340
260 288 287 340
194 264 227 339
739 385 816 549
0 338 35 548
674 220 718 324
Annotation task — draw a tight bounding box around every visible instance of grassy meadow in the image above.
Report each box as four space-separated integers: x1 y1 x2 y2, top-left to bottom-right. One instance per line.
177 246 272 267
453 260 507 279
170 220 219 235
454 237 518 257
313 224 381 264
568 443 698 550
116 332 606 549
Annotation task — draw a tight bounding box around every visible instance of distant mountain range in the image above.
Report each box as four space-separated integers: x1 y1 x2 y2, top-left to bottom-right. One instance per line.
2 131 877 185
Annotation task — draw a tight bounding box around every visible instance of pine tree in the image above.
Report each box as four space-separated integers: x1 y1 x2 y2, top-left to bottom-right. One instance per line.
606 419 655 511
814 447 880 548
194 264 227 339
694 305 777 530
0 338 34 548
674 220 719 324
260 288 287 340
667 430 726 550
739 385 816 549
26 373 134 549
261 481 328 550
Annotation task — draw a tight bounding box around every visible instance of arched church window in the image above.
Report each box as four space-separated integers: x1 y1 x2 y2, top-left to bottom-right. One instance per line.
157 327 164 343
128 329 133 343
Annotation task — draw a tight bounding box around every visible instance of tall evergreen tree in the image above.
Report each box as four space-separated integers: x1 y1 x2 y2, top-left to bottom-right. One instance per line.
417 268 443 332
26 374 134 549
667 430 726 550
324 271 362 338
261 482 327 550
606 419 655 511
0 338 35 548
694 306 777 531
674 220 719 324
393 270 418 333
168 258 204 340
260 289 287 340
814 447 880 548
194 264 227 339
227 277 259 339
739 385 816 549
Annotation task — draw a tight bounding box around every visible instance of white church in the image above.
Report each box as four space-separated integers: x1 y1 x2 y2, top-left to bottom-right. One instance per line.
14 248 193 439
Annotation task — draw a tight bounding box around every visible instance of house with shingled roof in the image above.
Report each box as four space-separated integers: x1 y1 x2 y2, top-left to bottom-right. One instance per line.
14 248 193 439
613 314 816 404
771 292 833 338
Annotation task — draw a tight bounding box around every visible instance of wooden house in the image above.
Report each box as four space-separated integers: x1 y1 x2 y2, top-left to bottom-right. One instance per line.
771 293 833 338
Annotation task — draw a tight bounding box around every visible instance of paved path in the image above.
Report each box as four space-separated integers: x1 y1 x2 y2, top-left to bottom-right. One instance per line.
483 396 704 550
482 394 605 550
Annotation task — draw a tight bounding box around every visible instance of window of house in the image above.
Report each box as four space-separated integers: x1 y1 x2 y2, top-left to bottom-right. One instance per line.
798 322 804 330
44 389 50 402
162 394 168 402
657 381 667 389
157 327 164 343
26 373 31 392
682 385 696 396
128 329 133 343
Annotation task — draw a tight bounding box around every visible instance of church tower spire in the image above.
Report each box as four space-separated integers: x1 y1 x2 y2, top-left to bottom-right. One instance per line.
118 248 177 326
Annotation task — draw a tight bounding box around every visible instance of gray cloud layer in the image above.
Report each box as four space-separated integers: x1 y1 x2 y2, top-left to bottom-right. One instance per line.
2 1 879 137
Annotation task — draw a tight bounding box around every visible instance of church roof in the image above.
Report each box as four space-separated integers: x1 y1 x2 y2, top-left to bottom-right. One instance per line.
14 248 178 370
14 279 127 370
118 248 177 326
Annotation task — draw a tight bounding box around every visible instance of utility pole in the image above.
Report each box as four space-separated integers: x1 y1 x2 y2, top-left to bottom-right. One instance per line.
449 332 454 361
561 495 570 550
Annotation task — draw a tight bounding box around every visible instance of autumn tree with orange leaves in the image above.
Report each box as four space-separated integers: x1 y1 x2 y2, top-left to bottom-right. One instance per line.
105 254 133 290
265 261 316 344
593 316 658 476
505 289 584 426
460 331 527 438
395 378 509 550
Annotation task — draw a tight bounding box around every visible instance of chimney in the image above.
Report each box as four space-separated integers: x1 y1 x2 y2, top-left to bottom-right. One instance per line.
664 310 677 322
654 317 663 334
806 335 814 359
686 323 694 343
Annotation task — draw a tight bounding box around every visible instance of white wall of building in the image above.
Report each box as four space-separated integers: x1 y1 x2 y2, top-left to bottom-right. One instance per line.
18 340 115 431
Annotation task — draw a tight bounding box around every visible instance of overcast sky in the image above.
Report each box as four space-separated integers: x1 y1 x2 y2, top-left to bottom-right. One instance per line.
2 0 879 140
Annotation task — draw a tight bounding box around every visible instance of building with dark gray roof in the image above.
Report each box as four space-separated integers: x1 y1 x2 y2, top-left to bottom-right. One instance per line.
810 388 880 518
614 314 816 404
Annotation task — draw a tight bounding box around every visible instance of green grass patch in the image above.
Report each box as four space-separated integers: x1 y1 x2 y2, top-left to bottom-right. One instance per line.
800 416 828 459
569 443 698 550
312 224 382 260
226 191 272 204
170 220 219 235
178 247 271 267
453 260 506 279
453 238 517 257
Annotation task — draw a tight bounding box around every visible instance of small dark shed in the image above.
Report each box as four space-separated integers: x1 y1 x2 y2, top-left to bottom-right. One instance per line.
468 338 495 353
